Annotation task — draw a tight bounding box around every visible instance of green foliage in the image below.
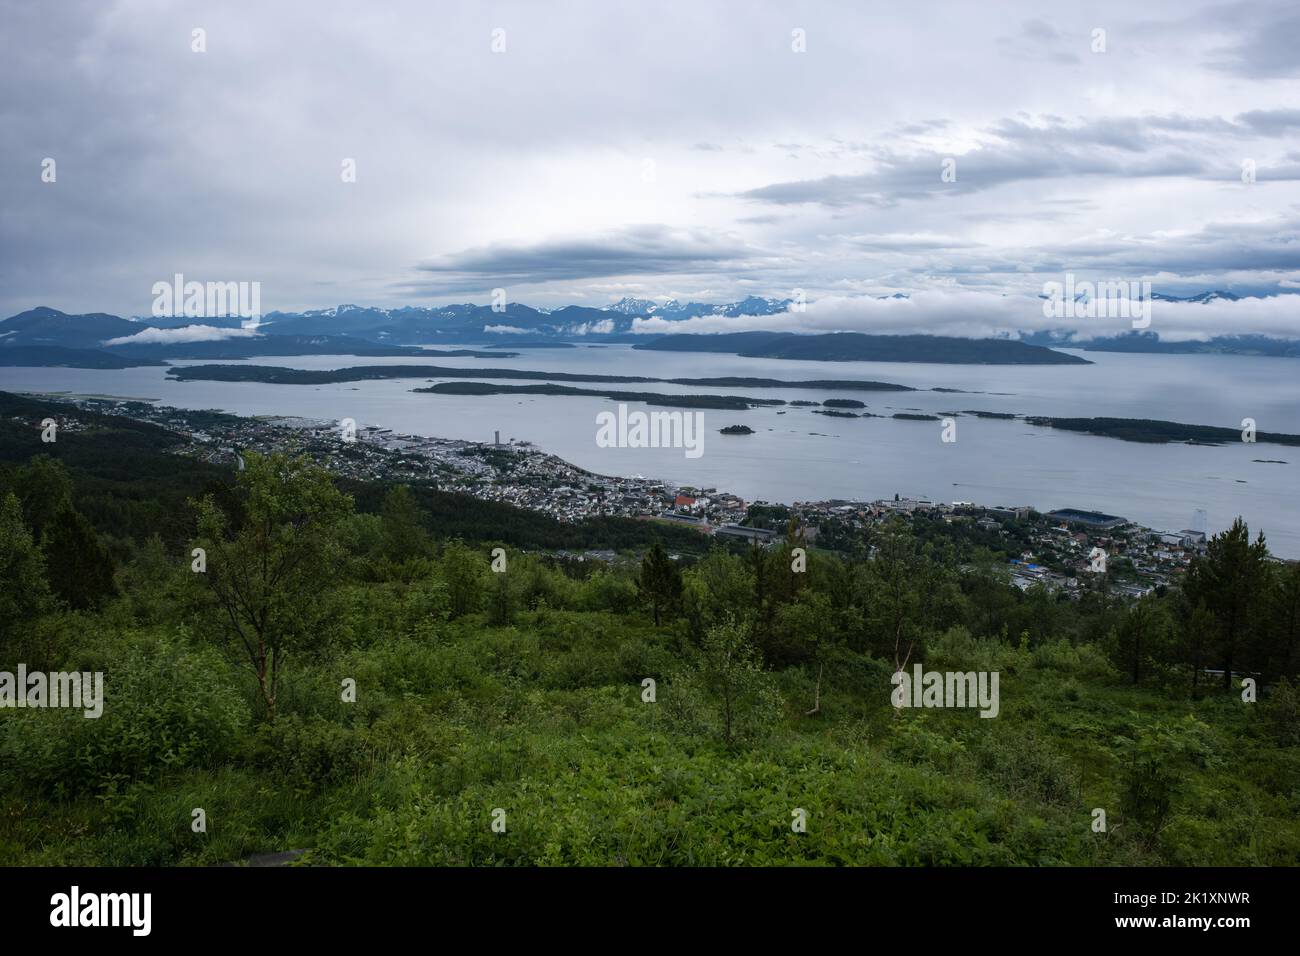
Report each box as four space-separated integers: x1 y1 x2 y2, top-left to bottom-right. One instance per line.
2 404 1298 867
1258 677 1300 747
0 633 248 797
1183 518 1270 690
1032 638 1119 681
681 547 751 641
637 541 682 627
192 451 353 721
578 569 639 614
440 540 487 618
42 504 117 610
0 492 52 651
380 485 431 563
1114 717 1219 838
664 619 784 746
3 453 74 542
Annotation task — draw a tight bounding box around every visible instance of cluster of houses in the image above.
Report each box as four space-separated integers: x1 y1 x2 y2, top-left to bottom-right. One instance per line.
36 400 1231 590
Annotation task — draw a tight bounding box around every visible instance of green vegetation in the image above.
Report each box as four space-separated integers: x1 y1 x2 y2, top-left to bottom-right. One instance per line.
0 394 1297 867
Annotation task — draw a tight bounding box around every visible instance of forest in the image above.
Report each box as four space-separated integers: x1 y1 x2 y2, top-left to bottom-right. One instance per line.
0 391 1297 866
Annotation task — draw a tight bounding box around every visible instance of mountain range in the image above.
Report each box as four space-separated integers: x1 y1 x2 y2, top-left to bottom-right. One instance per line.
1 292 1295 366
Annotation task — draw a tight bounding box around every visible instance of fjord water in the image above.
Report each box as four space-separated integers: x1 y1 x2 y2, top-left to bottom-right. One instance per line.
4 346 1297 556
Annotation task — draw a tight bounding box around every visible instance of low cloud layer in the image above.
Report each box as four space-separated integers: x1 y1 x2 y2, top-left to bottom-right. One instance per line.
103 325 262 346
632 291 1300 342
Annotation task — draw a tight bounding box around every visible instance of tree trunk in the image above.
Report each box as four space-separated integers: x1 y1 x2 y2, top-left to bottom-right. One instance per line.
806 661 824 715
1223 618 1235 691
723 687 733 746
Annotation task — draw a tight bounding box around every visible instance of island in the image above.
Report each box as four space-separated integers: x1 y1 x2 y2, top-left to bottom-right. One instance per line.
165 363 917 392
633 331 1092 365
0 346 166 369
719 424 755 435
413 382 786 411
1023 416 1300 446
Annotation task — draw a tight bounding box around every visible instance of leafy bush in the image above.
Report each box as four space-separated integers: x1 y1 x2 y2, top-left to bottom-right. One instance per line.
579 570 639 614
246 714 374 794
1258 677 1300 747
1 633 248 796
1033 639 1118 681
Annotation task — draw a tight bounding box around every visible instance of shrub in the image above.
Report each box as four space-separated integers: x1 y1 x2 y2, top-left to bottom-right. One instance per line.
0 633 248 796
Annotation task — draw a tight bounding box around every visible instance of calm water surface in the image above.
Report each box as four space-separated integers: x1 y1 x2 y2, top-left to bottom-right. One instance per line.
4 346 1297 555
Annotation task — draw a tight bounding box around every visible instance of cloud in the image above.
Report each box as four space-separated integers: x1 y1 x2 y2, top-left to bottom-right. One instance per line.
564 319 615 335
737 115 1238 208
1207 8 1300 77
410 225 758 291
103 325 262 346
631 289 1300 341
1234 109 1300 135
3 1 1299 317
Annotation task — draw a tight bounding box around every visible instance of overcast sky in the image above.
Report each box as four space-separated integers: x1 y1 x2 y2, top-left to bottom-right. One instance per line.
2 0 1299 338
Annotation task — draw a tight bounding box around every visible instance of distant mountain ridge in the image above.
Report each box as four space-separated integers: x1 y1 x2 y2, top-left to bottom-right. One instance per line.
0 297 798 349
1021 329 1300 357
3 290 1297 364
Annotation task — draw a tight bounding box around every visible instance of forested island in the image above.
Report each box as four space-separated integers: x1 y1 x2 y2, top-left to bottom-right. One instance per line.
0 346 166 369
414 382 784 410
165 363 915 392
1025 416 1300 446
634 331 1092 365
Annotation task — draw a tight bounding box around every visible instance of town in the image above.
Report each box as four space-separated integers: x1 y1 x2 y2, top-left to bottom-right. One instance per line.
22 395 1214 597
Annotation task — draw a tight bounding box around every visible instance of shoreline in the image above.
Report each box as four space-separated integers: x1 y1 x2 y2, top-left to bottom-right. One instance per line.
16 387 1297 559
25 390 1179 539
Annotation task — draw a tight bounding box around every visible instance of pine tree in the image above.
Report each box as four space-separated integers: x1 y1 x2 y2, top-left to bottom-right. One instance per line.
381 484 430 563
638 541 682 627
1264 561 1300 682
7 454 73 543
1183 518 1269 690
42 505 115 609
440 540 486 619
